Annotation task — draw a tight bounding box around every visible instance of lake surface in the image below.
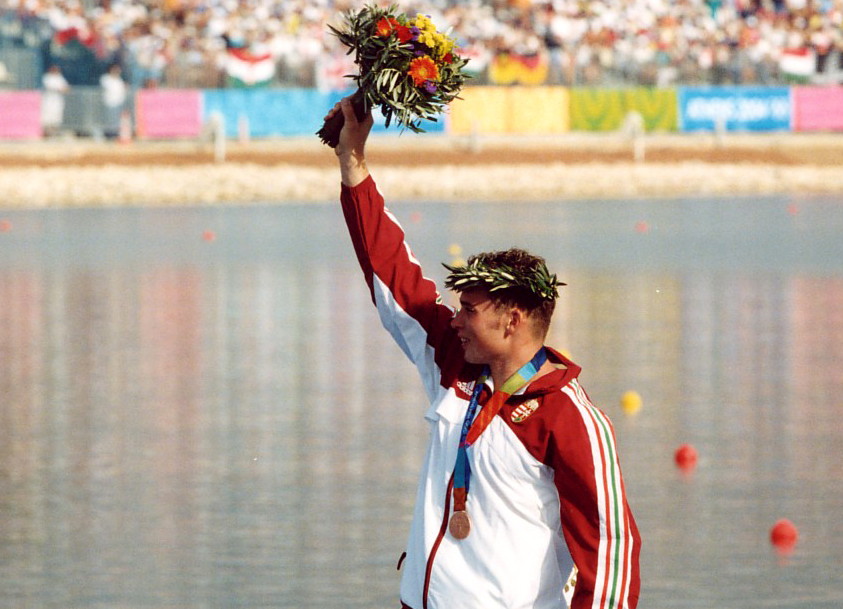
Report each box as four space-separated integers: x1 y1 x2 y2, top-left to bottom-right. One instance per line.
1 194 842 608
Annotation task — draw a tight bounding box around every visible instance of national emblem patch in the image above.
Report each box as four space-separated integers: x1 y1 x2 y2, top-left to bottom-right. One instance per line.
511 398 540 423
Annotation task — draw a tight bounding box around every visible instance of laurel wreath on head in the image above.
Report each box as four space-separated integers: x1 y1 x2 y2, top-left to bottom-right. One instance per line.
442 259 565 301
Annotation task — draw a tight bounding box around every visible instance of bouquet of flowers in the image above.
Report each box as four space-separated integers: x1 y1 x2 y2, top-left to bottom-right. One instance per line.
317 3 470 148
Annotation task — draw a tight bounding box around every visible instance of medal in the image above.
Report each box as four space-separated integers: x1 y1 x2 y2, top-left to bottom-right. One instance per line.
450 348 547 542
449 510 471 539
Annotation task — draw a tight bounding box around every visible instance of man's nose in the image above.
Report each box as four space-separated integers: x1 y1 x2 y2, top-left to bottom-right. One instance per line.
450 310 462 329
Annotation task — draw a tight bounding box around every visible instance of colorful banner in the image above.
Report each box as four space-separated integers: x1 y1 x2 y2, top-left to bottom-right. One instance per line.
488 53 548 86
792 86 843 131
135 89 202 138
7 85 841 141
678 86 791 132
0 92 42 139
509 87 569 133
449 87 511 134
202 89 322 137
569 88 678 132
202 89 444 138
449 86 568 134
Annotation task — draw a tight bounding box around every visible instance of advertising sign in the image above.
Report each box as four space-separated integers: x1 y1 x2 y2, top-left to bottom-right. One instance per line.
135 89 202 138
570 88 678 132
202 89 444 138
793 86 843 131
0 92 41 139
678 87 791 132
449 86 569 134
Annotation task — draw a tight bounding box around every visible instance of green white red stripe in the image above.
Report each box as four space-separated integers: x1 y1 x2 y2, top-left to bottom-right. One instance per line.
566 379 634 608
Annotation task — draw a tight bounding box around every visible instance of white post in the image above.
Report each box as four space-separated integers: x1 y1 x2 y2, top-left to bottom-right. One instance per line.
210 111 226 163
237 114 250 144
714 116 726 148
622 111 645 163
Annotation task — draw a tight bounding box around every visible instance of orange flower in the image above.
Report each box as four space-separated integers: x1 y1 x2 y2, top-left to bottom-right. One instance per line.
408 56 439 86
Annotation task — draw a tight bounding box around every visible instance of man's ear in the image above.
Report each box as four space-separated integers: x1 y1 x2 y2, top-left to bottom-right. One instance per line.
504 307 525 336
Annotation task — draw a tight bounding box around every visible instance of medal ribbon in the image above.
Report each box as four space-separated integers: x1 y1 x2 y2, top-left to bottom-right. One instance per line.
452 347 548 513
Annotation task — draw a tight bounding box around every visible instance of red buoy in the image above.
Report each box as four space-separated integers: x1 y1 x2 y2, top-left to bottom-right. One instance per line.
770 518 798 551
674 443 698 471
202 230 216 242
0 219 11 232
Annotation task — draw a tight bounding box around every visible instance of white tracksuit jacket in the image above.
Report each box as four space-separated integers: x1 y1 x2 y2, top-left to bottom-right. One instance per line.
341 176 641 609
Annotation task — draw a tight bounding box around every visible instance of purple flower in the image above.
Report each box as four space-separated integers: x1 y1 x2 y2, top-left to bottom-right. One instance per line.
424 80 437 93
411 26 420 40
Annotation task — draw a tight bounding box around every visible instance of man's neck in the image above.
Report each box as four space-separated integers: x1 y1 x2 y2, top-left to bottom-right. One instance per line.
488 342 548 390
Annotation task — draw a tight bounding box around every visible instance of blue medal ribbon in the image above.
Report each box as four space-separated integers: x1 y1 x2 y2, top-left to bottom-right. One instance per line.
453 347 547 502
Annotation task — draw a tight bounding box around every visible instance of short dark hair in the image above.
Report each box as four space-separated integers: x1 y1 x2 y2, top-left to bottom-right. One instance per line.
462 248 558 338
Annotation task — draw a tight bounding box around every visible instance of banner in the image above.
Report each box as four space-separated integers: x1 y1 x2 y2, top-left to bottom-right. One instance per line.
792 86 843 131
203 89 322 137
0 92 41 139
678 86 791 132
569 88 678 132
509 87 568 133
449 86 568 134
135 89 202 138
201 89 444 138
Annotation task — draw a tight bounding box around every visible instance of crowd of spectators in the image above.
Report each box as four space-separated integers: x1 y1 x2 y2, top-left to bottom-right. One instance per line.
2 0 842 90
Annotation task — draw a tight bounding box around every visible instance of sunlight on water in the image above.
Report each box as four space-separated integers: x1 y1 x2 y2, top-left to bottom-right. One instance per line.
1 196 842 608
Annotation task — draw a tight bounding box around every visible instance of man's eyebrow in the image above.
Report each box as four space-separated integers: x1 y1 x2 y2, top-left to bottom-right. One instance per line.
459 297 487 307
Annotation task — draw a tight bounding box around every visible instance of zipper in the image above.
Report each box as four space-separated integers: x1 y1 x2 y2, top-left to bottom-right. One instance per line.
422 473 454 609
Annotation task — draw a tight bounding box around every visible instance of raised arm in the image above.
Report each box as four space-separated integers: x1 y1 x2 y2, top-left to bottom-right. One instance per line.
330 95 463 401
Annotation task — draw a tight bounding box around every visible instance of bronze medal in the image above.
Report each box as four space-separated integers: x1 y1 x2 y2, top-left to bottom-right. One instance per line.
449 510 471 540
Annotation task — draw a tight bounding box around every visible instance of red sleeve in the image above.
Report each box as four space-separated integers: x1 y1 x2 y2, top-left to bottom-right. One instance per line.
550 388 641 609
340 177 464 393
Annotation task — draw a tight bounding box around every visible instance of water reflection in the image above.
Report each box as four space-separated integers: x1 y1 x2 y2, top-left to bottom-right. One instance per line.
1 198 842 608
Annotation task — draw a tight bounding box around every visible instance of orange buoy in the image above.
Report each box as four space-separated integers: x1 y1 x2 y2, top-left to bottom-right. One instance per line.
674 443 698 471
770 518 798 551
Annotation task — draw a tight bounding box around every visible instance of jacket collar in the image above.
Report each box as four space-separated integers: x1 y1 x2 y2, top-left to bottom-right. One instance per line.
521 346 581 397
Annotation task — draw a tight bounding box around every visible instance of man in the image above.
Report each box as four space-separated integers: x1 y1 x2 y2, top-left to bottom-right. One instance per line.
328 96 641 609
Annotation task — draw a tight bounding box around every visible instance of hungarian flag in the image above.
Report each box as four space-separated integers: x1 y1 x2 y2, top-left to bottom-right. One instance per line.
780 48 815 81
225 48 276 87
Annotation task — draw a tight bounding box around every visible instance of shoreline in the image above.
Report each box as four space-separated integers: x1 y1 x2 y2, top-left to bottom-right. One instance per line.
1 133 842 207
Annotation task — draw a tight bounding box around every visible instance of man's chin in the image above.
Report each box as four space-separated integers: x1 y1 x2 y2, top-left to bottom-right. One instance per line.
462 348 482 364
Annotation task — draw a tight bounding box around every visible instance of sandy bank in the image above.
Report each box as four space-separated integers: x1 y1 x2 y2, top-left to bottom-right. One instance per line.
1 133 841 207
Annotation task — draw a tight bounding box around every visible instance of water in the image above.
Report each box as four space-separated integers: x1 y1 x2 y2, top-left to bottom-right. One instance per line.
1 195 842 608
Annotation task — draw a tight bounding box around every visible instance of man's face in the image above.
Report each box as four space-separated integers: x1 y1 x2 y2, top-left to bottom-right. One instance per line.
450 288 509 364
